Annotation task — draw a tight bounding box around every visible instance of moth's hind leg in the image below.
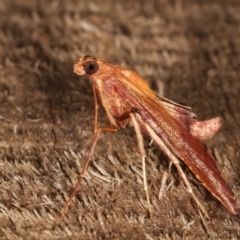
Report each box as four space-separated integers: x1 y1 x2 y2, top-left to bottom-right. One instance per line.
134 113 210 219
169 157 210 219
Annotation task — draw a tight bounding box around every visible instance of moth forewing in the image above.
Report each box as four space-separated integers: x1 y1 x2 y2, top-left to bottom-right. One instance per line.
115 82 238 215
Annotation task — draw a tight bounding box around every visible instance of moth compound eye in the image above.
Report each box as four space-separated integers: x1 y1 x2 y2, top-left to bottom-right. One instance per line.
84 61 99 75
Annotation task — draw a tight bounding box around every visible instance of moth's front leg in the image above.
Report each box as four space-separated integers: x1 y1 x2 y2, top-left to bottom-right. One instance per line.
55 125 118 228
93 84 99 134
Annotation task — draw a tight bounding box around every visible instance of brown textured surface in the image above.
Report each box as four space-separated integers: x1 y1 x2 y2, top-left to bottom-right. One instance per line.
0 0 240 239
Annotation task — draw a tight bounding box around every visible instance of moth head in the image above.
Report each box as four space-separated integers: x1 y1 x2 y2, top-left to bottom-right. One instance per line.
74 55 99 76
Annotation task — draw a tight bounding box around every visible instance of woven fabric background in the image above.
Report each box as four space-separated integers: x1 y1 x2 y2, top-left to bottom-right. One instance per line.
0 1 239 239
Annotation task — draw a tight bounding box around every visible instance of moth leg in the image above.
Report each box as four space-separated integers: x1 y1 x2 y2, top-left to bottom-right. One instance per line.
93 84 99 134
143 121 210 219
54 126 117 228
130 113 152 218
169 156 210 219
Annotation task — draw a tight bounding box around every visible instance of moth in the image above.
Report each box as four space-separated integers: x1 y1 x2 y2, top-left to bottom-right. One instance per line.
56 55 238 226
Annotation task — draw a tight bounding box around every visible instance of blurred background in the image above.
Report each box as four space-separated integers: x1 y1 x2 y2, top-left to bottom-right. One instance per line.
0 0 239 239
